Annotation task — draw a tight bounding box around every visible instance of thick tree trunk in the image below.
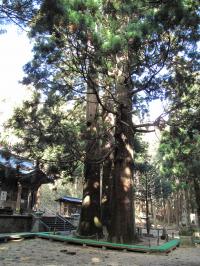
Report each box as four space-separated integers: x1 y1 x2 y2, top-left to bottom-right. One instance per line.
101 91 115 235
77 75 102 237
109 67 135 243
101 153 113 235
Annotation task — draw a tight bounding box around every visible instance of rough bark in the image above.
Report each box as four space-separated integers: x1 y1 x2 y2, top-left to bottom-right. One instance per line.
109 62 135 243
77 75 102 237
101 153 113 234
101 91 115 234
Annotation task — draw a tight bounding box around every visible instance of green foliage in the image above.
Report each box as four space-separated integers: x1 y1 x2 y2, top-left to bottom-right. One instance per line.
3 91 85 179
22 0 199 116
158 75 200 185
39 180 81 211
179 226 194 236
102 34 122 53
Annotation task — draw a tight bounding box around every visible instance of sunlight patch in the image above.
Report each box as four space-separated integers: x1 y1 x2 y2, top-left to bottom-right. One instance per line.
93 181 99 188
125 167 131 176
83 195 91 207
122 178 132 192
0 246 8 250
125 144 133 158
10 235 21 239
91 257 101 263
94 216 102 228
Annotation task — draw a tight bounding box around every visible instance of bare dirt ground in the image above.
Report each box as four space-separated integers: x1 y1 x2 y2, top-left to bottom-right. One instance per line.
0 238 200 266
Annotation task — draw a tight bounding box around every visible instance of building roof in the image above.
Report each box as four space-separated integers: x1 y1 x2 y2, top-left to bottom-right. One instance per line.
56 196 82 205
0 148 35 174
0 148 50 187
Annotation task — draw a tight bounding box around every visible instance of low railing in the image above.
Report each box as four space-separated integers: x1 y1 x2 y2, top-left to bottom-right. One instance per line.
56 213 75 232
33 207 76 232
40 207 55 216
31 212 51 232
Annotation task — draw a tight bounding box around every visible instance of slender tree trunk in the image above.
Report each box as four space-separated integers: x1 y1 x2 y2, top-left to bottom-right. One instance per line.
193 178 200 226
184 187 191 227
163 198 166 224
166 199 170 225
109 61 135 243
145 174 150 234
77 71 102 237
176 191 181 226
171 193 176 225
150 199 156 226
179 191 184 226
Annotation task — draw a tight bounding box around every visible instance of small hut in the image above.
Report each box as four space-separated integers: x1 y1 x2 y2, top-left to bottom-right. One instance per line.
0 149 50 215
56 196 82 217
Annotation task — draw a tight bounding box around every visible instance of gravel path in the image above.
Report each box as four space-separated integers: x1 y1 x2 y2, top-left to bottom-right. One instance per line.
0 238 200 266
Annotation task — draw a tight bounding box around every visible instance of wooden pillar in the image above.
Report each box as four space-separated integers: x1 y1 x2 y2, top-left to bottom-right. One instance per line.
59 202 61 215
27 190 32 213
66 203 69 217
33 187 41 211
16 182 22 213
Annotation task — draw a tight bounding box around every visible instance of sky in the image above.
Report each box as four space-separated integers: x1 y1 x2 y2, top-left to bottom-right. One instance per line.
0 25 33 125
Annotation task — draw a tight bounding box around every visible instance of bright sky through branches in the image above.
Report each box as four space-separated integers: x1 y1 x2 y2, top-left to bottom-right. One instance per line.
0 25 32 125
0 24 163 135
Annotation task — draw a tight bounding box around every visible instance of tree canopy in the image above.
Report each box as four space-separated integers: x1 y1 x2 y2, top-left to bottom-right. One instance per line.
3 91 85 179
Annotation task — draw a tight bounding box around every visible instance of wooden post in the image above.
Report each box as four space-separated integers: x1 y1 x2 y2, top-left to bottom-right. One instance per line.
33 187 41 211
59 202 62 215
16 182 22 213
27 190 32 213
157 229 160 246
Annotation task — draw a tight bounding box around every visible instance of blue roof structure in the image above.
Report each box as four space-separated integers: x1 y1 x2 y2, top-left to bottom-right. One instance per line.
0 149 50 187
56 196 82 205
0 149 35 175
